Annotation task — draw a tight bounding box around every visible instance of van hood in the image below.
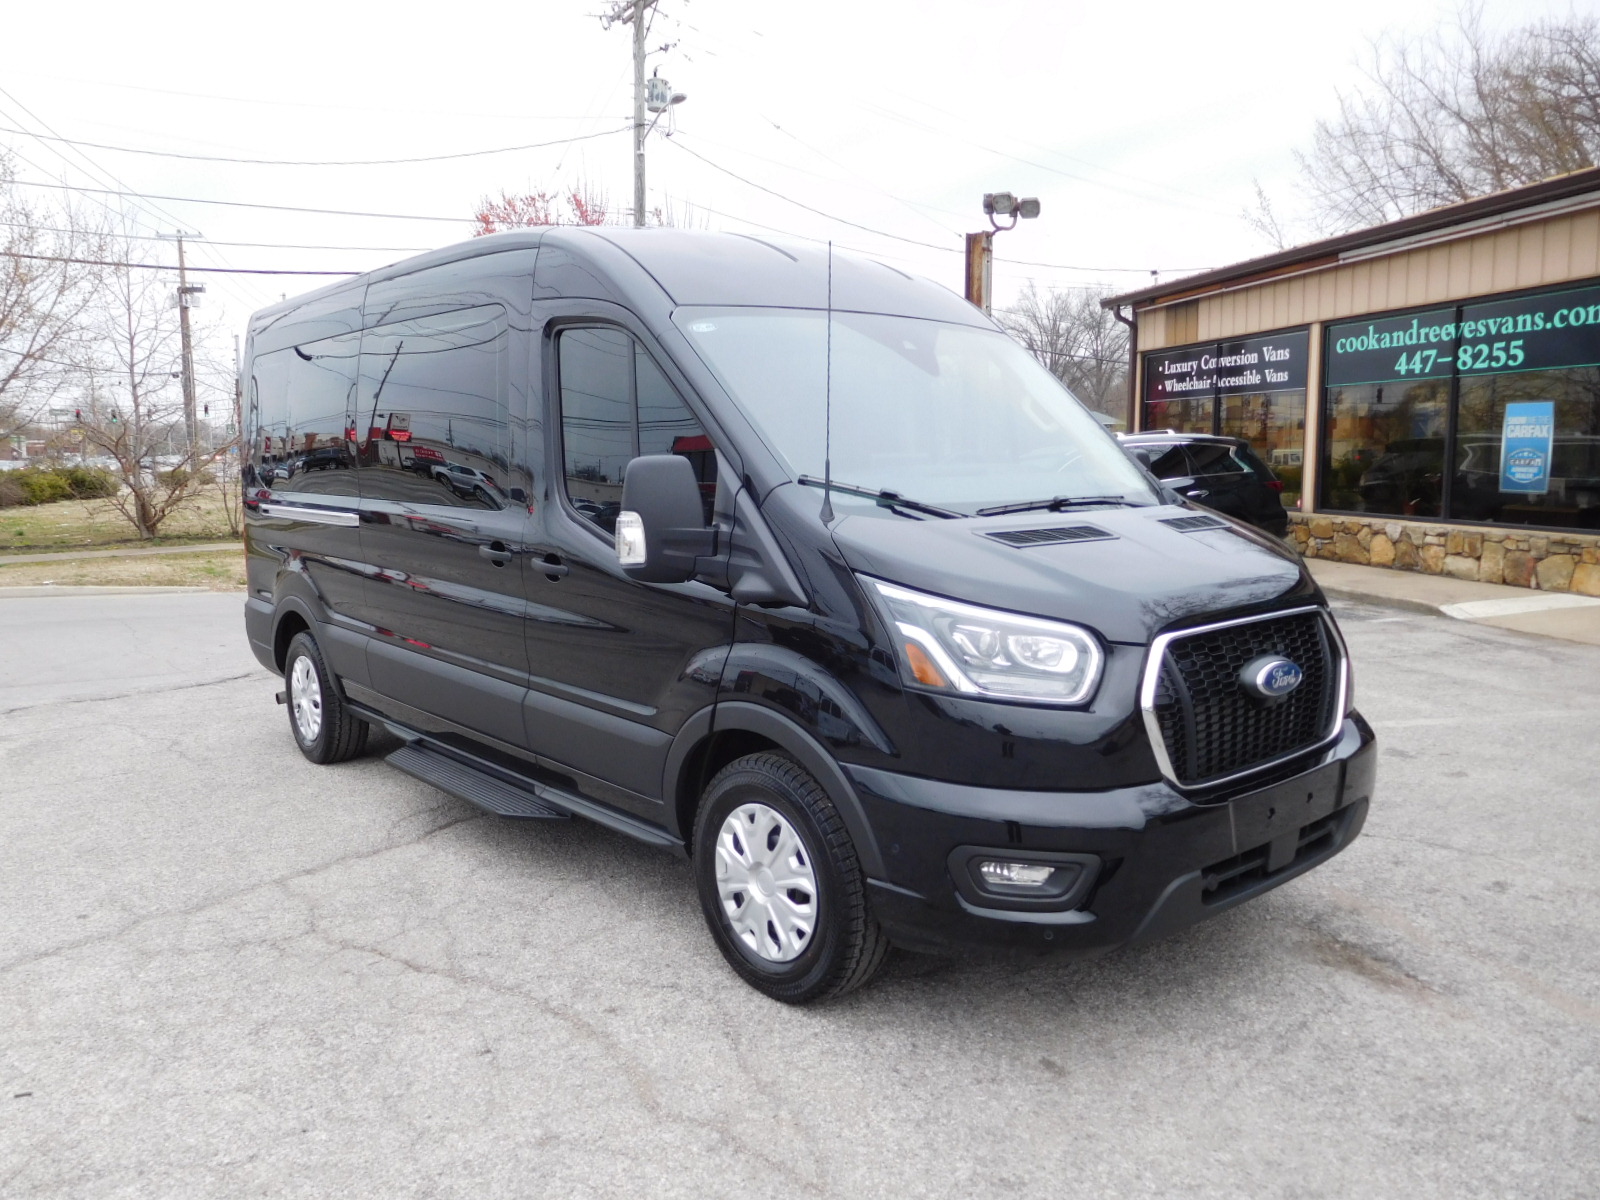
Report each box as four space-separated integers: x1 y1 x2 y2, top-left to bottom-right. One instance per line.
830 504 1311 645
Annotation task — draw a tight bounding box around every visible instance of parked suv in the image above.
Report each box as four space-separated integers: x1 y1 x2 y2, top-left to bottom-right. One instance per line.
1120 432 1291 536
242 229 1374 1004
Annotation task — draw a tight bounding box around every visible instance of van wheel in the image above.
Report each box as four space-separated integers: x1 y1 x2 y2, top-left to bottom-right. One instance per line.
693 753 889 1004
284 631 369 764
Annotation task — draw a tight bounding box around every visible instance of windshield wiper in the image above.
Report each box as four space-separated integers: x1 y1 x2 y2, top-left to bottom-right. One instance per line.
796 476 963 519
976 495 1145 517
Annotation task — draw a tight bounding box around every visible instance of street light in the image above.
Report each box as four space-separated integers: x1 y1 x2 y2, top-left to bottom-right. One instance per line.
967 191 1041 314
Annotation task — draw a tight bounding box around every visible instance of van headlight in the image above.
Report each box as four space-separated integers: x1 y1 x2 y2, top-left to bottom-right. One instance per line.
865 578 1103 705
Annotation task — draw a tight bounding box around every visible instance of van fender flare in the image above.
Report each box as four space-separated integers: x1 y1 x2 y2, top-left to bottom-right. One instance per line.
666 700 886 879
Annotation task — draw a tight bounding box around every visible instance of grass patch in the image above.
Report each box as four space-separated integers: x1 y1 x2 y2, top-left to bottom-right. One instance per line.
0 550 247 591
0 491 240 555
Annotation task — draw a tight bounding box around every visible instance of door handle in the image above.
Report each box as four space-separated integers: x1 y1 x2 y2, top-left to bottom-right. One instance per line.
479 541 513 566
1185 488 1210 498
538 553 569 580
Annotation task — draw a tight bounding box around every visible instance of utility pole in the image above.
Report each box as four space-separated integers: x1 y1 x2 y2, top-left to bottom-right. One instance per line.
159 231 205 460
602 0 659 228
633 1 648 228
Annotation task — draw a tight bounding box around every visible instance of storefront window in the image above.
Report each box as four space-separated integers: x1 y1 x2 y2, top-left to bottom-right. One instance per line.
1454 368 1600 528
1144 394 1212 434
1144 330 1309 504
1220 390 1307 507
1323 282 1600 528
1322 380 1448 517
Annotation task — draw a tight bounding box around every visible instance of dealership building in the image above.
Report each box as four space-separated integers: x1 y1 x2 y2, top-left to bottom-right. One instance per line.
1106 167 1600 594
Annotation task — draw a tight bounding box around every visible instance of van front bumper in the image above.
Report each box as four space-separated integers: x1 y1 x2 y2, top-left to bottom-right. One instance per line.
844 713 1376 954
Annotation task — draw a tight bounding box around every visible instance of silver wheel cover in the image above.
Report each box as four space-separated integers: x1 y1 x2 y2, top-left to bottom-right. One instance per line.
290 654 323 744
715 802 819 963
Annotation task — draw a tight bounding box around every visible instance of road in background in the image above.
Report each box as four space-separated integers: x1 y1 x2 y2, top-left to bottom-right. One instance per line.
1 592 1596 1198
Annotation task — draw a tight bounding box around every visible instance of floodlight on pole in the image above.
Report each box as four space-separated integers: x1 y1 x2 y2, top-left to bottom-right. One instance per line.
967 191 1041 315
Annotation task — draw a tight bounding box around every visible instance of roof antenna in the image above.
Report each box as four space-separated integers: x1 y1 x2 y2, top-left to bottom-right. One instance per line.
818 241 836 525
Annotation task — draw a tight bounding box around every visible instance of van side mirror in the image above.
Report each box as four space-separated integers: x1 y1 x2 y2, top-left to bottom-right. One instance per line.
616 455 718 583
1126 445 1155 470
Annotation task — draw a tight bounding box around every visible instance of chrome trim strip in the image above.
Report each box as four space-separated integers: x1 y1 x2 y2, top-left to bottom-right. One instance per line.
1138 605 1349 793
258 503 359 528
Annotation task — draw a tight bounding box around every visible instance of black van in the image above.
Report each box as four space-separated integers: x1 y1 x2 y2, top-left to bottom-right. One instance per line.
241 228 1375 1003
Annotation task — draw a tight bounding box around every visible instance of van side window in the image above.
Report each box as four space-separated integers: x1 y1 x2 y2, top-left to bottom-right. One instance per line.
559 327 713 534
249 332 361 496
356 305 510 509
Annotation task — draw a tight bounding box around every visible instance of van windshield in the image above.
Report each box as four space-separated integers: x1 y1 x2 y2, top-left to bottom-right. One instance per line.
673 307 1155 512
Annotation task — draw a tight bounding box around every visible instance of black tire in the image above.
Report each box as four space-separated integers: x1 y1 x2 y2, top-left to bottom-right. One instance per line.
283 630 369 765
693 752 889 1004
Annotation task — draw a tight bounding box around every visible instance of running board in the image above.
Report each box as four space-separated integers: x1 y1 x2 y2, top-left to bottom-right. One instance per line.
386 743 568 820
381 740 682 851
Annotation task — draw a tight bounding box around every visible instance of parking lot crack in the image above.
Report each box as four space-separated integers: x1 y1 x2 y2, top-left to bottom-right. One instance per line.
0 671 264 717
0 812 487 978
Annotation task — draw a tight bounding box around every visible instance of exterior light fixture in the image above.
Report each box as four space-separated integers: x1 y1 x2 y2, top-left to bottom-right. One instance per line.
967 190 1042 314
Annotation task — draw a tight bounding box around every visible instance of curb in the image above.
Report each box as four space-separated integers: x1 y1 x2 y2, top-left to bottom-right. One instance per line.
0 585 213 598
1312 583 1446 617
0 542 241 566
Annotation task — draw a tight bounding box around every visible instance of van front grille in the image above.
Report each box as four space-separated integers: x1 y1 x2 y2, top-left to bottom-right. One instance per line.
1147 609 1339 789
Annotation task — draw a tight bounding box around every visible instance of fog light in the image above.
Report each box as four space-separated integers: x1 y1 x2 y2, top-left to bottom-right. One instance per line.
953 847 1098 909
977 860 1058 888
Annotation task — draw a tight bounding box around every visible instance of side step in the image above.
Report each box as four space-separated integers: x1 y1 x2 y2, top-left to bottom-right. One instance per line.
387 743 569 820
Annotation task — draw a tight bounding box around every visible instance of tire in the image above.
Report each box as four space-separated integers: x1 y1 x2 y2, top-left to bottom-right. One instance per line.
283 630 369 764
692 752 889 1004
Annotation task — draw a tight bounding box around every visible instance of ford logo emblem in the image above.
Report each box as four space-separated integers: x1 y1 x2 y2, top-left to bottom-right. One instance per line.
1240 654 1303 700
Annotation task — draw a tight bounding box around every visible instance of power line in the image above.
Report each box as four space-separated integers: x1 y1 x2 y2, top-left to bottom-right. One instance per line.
667 17 1230 217
997 255 1213 274
0 84 268 316
8 178 475 224
679 124 963 237
0 219 431 254
0 124 632 167
655 191 924 263
4 250 358 276
666 136 961 252
6 71 619 122
663 130 1209 276
0 87 194 237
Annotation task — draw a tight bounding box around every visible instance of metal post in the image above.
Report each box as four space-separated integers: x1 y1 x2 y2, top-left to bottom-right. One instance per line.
964 231 993 314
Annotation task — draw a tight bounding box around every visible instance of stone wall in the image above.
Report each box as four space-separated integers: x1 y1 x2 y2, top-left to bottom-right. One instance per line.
1288 513 1600 595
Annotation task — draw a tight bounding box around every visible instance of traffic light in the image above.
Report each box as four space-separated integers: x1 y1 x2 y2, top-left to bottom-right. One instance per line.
74 408 82 422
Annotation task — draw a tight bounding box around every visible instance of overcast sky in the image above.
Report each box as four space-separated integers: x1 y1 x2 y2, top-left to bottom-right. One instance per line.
4 0 1598 354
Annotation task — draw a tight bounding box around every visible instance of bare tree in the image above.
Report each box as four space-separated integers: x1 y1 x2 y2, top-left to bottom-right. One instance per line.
1296 5 1600 234
997 285 1128 419
0 153 105 439
79 247 225 538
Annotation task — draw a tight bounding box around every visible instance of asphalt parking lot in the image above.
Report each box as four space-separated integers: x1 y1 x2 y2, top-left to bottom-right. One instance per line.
2 591 1597 1198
